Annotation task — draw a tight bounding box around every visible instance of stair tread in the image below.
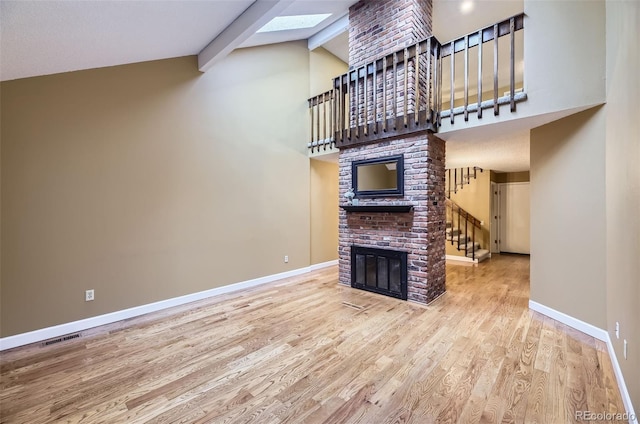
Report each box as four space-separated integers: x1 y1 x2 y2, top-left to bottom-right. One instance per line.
460 242 481 251
467 249 490 262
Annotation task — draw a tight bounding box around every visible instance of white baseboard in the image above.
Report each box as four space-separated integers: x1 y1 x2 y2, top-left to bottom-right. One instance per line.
309 259 338 271
605 334 638 424
446 255 477 264
528 300 608 341
529 301 637 423
1 264 332 351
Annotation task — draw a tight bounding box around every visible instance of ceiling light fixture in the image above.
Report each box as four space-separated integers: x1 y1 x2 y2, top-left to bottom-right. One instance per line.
257 14 332 33
460 0 474 14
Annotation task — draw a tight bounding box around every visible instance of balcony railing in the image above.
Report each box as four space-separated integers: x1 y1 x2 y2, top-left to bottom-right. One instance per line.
308 13 525 152
308 90 334 152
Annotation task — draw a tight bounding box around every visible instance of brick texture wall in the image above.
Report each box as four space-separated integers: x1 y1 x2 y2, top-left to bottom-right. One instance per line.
339 0 446 304
348 0 433 69
338 134 446 304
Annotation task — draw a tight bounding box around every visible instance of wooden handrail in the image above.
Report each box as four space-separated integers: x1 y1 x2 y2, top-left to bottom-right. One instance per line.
307 90 333 107
446 198 482 228
446 167 483 197
307 90 335 152
446 197 483 261
439 14 524 58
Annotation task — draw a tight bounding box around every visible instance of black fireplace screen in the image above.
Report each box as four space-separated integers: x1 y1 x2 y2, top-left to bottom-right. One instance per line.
351 246 408 300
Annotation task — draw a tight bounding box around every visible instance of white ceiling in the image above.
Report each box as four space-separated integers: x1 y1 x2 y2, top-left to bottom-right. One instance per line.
441 105 601 173
320 30 349 63
445 129 530 172
0 0 357 82
0 0 526 81
0 0 255 81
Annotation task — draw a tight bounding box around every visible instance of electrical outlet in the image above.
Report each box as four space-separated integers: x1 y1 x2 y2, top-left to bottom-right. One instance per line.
284 255 289 263
616 322 620 339
85 289 95 302
623 339 628 360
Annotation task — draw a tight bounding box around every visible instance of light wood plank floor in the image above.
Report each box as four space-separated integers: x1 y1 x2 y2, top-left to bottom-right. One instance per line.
1 255 626 423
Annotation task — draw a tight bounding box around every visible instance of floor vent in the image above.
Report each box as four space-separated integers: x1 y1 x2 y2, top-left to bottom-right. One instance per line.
42 333 81 347
342 301 364 310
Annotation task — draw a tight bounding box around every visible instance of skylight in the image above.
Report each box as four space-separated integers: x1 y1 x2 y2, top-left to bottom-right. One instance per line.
257 14 332 33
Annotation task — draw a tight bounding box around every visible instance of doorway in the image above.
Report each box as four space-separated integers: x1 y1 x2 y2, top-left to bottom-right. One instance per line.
492 182 530 254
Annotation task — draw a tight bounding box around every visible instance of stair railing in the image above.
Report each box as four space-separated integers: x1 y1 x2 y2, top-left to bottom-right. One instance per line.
446 198 482 261
446 166 483 197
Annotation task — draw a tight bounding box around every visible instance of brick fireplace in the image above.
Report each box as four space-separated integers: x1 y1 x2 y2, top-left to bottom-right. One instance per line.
338 0 446 304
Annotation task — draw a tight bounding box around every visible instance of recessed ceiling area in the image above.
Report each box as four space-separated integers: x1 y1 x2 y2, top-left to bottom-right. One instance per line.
439 105 599 172
446 129 530 173
314 128 531 173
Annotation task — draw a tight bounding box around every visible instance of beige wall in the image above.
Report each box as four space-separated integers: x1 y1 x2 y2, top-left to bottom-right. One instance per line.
307 48 345 265
524 0 606 116
310 47 347 95
605 0 640 408
530 107 607 329
1 42 312 337
446 170 491 256
310 159 338 264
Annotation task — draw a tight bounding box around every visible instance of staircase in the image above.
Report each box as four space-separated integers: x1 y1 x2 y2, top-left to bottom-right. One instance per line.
445 167 490 263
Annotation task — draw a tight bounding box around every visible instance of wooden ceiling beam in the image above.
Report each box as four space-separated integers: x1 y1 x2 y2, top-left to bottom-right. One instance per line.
198 0 294 73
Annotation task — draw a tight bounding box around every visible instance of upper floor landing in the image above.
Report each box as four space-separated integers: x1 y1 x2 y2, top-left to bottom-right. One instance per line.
308 1 607 156
309 13 526 154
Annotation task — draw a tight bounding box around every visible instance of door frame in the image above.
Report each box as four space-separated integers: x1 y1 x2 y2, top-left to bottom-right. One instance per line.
490 182 500 253
498 181 531 254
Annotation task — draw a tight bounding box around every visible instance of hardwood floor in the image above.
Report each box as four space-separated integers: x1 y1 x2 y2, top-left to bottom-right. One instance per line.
0 255 626 423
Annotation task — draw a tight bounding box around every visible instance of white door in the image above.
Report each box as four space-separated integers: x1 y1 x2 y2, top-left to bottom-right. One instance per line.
499 182 530 254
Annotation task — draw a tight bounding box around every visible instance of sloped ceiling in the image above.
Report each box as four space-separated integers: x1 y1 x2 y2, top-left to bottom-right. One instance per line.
0 0 357 82
0 0 254 81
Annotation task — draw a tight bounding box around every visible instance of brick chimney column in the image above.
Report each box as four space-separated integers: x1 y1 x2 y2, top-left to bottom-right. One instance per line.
348 0 433 69
338 0 446 304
